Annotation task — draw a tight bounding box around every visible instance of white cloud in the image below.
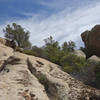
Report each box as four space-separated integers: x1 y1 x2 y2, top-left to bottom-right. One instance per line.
38 0 68 10
37 0 95 11
0 24 6 37
0 2 100 48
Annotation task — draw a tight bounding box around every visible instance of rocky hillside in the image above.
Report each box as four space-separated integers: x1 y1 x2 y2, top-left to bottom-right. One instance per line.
0 42 100 100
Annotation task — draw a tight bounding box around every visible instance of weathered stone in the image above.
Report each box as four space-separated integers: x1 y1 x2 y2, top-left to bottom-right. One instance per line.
81 25 100 57
0 42 100 100
72 50 86 58
15 47 24 52
88 55 100 63
0 37 6 45
0 44 49 100
0 37 16 49
0 43 14 60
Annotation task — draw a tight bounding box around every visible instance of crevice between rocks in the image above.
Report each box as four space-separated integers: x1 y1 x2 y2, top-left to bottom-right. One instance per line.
0 56 21 73
0 60 7 72
26 58 100 100
27 58 60 100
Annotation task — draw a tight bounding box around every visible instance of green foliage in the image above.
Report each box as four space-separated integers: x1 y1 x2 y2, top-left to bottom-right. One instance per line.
62 41 76 52
38 75 47 84
38 75 49 91
60 54 88 73
4 23 31 49
94 63 100 88
44 36 61 65
43 36 87 74
61 42 69 54
63 65 74 73
32 46 45 58
23 50 35 56
67 41 76 52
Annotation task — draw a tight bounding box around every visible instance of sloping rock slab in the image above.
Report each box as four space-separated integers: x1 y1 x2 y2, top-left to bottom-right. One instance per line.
14 52 100 100
0 42 100 100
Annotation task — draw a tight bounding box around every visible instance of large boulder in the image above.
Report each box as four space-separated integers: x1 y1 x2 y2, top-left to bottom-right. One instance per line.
88 55 100 63
81 25 100 57
72 50 86 58
0 37 23 52
0 43 100 100
0 37 16 49
0 43 49 100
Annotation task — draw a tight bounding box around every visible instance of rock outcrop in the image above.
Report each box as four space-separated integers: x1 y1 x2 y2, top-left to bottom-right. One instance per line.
0 37 16 49
0 43 49 100
0 37 24 52
72 50 86 58
0 37 7 45
0 42 100 100
81 25 100 57
88 55 100 63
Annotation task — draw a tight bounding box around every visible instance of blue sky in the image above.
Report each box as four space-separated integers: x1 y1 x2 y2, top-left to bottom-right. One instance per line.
0 0 98 22
0 0 100 47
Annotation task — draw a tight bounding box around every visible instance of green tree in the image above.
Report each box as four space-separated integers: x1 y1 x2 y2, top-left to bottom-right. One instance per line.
62 42 68 52
44 36 61 65
32 46 45 58
3 23 31 49
60 54 88 73
67 41 76 52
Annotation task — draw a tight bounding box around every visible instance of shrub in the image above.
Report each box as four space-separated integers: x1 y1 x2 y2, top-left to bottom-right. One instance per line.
60 54 88 73
38 75 47 84
63 65 74 73
38 75 49 91
94 63 100 88
23 50 36 56
4 23 31 49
